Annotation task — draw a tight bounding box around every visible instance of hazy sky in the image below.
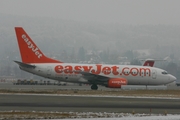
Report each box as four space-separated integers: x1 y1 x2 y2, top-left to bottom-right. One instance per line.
1 0 180 25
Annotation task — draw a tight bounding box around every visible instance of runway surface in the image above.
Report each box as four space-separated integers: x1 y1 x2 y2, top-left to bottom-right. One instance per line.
0 83 180 114
0 94 180 114
0 82 179 90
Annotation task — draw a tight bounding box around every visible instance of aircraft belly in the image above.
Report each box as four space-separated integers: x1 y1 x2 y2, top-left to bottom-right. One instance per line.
127 77 150 85
54 73 82 83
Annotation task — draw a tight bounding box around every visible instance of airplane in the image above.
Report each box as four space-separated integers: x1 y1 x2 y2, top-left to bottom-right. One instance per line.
14 27 176 90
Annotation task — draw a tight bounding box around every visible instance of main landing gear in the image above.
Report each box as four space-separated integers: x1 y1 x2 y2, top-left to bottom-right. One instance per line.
91 84 98 90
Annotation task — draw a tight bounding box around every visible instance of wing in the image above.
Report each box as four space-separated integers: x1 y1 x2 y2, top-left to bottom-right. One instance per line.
78 71 109 84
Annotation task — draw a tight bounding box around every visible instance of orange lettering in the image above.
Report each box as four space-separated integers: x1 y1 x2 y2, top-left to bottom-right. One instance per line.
91 64 102 74
130 68 139 76
74 66 82 74
82 66 93 72
140 68 151 76
122 67 130 76
111 66 119 75
102 66 111 75
64 65 73 74
54 65 63 73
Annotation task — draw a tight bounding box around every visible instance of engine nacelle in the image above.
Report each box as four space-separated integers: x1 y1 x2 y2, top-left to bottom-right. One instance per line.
108 78 127 88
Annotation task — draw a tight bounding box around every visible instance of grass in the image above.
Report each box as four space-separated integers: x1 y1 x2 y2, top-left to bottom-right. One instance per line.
0 111 161 119
0 111 76 119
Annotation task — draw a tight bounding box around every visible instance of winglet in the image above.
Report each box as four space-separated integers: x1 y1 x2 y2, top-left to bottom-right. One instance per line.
15 27 62 63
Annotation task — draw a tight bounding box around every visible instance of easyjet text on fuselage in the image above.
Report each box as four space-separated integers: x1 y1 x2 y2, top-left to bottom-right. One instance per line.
54 64 151 77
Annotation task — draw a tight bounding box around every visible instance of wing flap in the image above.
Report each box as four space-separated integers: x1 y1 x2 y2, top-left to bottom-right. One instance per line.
77 71 109 83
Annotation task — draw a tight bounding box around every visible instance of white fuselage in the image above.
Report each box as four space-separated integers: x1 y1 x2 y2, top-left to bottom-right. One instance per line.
20 63 175 85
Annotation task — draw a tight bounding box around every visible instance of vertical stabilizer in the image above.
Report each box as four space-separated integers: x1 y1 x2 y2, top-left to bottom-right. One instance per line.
15 27 62 63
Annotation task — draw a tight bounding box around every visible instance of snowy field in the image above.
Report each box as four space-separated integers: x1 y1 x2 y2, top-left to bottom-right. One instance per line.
62 114 180 120
1 111 179 120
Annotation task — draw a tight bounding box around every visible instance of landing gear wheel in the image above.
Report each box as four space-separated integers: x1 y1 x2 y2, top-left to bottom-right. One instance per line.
91 84 98 90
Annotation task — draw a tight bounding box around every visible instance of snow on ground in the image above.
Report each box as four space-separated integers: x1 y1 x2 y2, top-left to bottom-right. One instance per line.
62 114 180 120
1 111 180 120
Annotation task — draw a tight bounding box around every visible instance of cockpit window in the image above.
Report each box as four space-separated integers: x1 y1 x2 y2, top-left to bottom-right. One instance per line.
162 71 168 75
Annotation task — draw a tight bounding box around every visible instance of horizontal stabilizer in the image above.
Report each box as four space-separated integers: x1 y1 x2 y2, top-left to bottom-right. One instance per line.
14 61 36 68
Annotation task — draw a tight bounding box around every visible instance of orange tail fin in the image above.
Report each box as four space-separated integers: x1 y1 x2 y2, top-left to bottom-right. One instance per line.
15 27 62 63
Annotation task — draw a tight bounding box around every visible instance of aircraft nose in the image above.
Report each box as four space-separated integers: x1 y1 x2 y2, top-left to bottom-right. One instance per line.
169 75 177 82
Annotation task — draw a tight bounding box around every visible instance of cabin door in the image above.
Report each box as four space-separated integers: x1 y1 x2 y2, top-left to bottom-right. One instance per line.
152 69 157 79
47 66 52 77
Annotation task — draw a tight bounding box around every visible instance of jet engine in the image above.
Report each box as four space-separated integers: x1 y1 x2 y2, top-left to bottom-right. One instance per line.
107 78 127 88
